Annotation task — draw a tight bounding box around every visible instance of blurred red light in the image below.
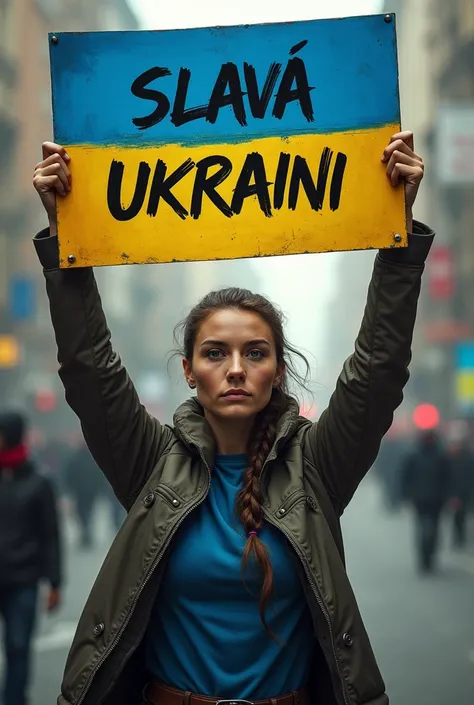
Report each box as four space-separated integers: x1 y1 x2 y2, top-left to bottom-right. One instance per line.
35 390 57 413
300 403 317 420
412 403 440 430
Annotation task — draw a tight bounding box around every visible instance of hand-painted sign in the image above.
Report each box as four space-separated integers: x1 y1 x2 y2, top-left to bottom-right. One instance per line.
49 14 405 268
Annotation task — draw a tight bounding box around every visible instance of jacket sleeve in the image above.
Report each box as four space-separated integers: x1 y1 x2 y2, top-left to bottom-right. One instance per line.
303 221 434 514
38 476 62 589
34 229 172 506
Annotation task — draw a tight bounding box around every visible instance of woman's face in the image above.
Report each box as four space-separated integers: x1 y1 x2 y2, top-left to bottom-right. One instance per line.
183 308 284 423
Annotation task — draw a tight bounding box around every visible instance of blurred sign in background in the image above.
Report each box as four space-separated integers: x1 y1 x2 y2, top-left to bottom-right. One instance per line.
455 341 474 414
436 103 474 185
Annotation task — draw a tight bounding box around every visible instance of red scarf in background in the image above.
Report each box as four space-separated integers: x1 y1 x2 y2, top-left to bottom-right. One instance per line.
0 443 28 469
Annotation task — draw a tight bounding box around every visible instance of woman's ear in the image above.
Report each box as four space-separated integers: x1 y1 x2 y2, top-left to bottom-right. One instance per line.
273 362 286 388
182 358 196 389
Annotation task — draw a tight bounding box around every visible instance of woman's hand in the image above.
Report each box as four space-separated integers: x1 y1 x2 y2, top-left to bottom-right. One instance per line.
382 131 424 232
33 142 71 235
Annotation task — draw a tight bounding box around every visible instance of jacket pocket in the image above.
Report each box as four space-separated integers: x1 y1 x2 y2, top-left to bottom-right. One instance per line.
155 484 183 509
275 489 307 518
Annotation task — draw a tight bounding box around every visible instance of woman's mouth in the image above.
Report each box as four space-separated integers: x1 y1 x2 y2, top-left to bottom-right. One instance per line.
222 389 251 400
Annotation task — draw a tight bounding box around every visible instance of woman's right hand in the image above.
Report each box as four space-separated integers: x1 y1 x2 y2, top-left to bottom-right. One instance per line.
33 142 71 233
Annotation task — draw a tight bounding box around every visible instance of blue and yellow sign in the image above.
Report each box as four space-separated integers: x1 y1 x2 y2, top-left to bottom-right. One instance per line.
455 342 474 414
49 14 405 268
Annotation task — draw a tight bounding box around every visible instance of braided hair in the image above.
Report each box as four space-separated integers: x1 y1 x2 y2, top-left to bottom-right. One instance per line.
175 288 309 637
236 387 288 639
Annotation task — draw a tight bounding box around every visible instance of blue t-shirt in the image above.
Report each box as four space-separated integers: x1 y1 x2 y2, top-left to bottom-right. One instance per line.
145 454 314 699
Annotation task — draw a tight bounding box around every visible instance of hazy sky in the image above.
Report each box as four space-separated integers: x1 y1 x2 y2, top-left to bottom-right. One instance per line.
131 1 384 30
128 0 384 396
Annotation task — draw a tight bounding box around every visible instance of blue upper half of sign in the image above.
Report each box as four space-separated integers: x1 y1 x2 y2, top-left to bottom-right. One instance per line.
50 15 400 147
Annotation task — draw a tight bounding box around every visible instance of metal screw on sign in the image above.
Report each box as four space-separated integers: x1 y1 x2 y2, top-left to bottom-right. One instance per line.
67 254 76 264
393 233 402 243
51 35 59 44
384 14 392 23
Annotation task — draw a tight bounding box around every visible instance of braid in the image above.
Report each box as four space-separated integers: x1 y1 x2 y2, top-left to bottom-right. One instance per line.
236 389 287 639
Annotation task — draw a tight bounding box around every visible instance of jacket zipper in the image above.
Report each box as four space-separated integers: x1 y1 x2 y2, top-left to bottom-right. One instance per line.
260 441 351 705
263 508 351 705
76 446 212 705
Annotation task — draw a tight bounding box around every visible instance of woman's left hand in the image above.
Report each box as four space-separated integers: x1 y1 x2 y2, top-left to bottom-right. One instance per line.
382 131 424 231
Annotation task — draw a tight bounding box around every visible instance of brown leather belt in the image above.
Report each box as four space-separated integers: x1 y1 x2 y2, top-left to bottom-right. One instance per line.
144 681 310 705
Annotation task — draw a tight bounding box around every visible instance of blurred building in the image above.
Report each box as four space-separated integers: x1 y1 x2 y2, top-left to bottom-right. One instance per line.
0 0 142 435
322 2 474 431
0 0 21 397
321 250 374 394
383 0 474 423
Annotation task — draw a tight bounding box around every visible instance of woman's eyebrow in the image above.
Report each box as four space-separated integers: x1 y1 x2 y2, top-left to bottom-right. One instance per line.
199 339 271 347
199 339 227 347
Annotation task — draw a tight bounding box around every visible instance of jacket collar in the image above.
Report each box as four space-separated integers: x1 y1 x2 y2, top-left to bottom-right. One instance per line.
173 395 303 470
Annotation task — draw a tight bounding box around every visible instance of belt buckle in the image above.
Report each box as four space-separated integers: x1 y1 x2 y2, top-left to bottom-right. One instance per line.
216 700 254 705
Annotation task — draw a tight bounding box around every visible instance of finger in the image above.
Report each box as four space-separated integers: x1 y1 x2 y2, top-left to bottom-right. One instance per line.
389 164 402 187
33 173 67 197
390 131 414 151
382 138 421 163
386 150 422 180
389 162 424 188
42 141 70 163
37 162 70 192
36 153 71 182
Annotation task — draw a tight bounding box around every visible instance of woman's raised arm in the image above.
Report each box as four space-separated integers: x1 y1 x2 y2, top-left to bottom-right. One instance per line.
33 142 172 508
302 132 433 513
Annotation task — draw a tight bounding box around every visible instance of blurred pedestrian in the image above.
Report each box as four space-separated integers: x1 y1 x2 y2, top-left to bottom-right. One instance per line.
32 134 431 705
375 423 409 511
33 434 71 498
64 439 108 548
402 429 450 573
0 411 62 705
446 423 474 549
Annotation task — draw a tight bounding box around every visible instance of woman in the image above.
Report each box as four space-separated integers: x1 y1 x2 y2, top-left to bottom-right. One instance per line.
33 132 432 705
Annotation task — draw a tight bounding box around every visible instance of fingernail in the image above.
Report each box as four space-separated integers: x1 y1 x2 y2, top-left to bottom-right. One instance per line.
64 153 71 161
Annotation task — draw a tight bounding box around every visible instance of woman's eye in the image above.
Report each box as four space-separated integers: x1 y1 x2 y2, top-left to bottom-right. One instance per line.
207 349 224 360
248 349 264 360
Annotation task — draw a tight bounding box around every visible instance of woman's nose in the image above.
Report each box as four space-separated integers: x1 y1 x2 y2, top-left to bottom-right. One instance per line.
226 354 246 379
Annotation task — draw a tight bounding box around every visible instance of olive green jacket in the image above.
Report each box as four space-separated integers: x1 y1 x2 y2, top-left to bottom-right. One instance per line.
34 223 434 705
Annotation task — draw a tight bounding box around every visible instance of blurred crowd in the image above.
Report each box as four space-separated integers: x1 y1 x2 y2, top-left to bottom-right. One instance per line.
374 419 474 573
31 431 125 549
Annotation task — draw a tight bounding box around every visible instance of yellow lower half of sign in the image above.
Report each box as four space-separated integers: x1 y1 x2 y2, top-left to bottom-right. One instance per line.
57 124 406 267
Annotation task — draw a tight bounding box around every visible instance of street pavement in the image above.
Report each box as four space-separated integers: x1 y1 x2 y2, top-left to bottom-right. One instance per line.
8 479 474 705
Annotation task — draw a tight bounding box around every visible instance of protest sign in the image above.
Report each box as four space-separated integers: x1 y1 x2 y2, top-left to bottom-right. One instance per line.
49 14 406 268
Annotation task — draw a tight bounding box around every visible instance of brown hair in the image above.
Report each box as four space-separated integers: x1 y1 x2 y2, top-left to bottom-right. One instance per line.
175 288 310 637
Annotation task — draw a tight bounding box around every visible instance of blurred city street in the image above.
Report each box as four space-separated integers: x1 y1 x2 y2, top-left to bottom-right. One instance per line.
1 0 474 704
22 477 474 705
